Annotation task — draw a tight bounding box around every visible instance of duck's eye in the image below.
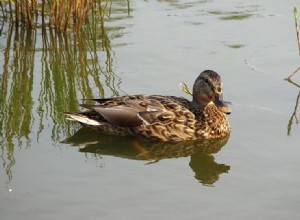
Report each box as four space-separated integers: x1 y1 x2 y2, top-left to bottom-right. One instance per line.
204 79 210 84
216 87 223 94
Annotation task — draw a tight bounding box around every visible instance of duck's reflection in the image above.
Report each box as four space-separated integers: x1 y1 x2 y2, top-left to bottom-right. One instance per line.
63 128 230 185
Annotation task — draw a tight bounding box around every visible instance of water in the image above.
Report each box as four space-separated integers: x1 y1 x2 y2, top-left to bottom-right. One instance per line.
1 0 300 219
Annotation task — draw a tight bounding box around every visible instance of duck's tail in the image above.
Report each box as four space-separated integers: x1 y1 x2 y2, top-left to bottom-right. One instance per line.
64 112 102 126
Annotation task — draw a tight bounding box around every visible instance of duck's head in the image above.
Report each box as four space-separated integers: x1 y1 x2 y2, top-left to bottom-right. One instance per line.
192 70 231 114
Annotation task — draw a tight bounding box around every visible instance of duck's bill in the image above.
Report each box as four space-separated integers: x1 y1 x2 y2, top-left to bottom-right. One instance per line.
214 95 231 115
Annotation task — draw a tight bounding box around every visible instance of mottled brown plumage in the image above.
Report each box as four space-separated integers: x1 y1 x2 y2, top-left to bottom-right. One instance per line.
65 70 231 142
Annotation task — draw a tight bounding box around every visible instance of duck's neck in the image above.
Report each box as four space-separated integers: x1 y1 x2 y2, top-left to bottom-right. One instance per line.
191 100 231 137
190 99 207 112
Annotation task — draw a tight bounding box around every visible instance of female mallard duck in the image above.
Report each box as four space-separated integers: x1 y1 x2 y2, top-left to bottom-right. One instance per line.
65 70 231 142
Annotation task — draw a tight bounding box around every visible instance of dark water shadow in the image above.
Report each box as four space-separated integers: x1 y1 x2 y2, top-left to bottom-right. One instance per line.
63 127 231 186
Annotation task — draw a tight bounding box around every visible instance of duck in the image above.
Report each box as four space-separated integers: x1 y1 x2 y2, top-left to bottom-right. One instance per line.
65 70 231 142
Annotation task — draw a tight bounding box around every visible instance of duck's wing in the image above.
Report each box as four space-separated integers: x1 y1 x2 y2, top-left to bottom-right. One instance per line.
79 103 145 127
66 95 165 127
68 95 194 132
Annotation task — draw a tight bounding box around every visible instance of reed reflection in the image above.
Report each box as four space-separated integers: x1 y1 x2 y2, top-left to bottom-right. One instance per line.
63 128 230 186
0 1 131 183
0 25 35 183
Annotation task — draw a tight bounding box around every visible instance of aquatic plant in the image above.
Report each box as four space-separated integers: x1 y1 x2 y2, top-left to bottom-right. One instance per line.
286 6 300 79
294 6 300 55
0 0 116 31
286 78 300 136
287 91 300 136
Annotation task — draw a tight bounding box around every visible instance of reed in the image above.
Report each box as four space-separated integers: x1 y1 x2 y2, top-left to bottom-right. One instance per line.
287 91 300 136
285 78 300 136
294 6 300 55
284 6 300 80
0 0 111 31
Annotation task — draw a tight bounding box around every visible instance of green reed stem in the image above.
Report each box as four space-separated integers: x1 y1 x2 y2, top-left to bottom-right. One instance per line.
1 0 112 32
293 6 300 55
